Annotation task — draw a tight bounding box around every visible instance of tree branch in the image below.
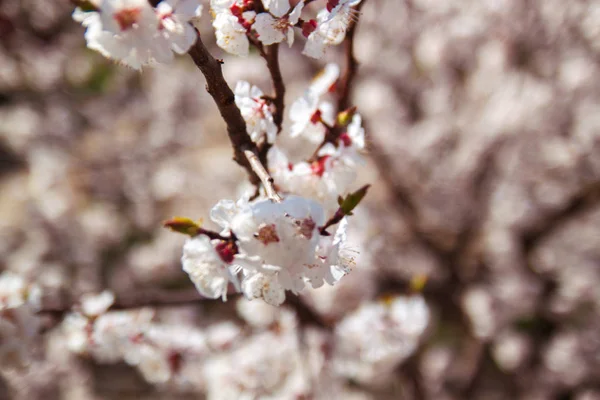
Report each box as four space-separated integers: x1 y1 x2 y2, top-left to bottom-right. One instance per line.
264 44 286 133
310 1 365 159
187 32 261 185
244 149 282 202
337 1 365 112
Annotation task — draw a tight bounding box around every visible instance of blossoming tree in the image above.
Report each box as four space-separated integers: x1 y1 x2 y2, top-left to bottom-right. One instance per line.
0 0 431 397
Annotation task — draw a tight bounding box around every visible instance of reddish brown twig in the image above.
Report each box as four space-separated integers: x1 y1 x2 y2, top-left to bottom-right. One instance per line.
264 43 286 133
39 287 219 317
309 2 365 161
188 32 261 185
337 1 365 112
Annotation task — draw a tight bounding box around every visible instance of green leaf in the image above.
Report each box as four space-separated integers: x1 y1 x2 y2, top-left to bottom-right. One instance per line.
339 184 370 215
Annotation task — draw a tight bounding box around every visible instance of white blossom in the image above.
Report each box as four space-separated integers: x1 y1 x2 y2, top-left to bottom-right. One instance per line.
210 0 254 56
73 0 169 69
80 290 115 318
234 81 278 143
268 145 358 213
333 295 430 385
182 235 241 300
203 310 308 399
262 0 291 18
0 272 42 368
288 91 335 143
302 1 361 59
309 63 340 97
182 195 351 305
236 297 280 328
254 2 303 46
156 0 203 54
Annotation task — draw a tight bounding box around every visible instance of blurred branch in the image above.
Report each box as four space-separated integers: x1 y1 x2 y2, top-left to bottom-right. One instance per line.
40 287 213 316
337 1 365 112
311 1 365 158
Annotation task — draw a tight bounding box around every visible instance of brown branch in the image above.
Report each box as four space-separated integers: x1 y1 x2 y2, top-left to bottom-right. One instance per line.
39 287 220 317
309 1 365 160
337 1 365 112
187 32 261 185
264 44 286 133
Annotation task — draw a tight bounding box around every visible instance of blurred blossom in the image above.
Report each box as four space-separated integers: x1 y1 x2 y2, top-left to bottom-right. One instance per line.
333 295 429 385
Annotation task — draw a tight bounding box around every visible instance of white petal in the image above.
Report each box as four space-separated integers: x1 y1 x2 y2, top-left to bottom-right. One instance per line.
263 0 290 18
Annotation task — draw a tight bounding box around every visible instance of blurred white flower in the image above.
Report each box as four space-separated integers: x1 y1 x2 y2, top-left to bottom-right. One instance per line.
0 272 42 368
289 92 335 143
234 80 278 143
182 235 241 300
236 297 280 328
80 290 115 318
333 295 430 385
302 1 360 59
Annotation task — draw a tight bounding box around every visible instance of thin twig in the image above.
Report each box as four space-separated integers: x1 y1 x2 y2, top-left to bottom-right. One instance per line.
244 149 282 202
264 43 286 133
187 32 261 185
336 2 365 112
39 287 217 317
310 1 365 160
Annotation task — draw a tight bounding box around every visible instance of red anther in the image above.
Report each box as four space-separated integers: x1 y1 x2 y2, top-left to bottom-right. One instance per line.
302 19 317 38
326 0 340 12
328 81 337 93
310 109 322 124
230 4 243 17
339 132 352 147
311 156 330 177
288 162 294 171
168 351 183 374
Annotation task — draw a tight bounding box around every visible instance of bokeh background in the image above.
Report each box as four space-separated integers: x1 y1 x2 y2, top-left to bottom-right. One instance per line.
1 0 600 398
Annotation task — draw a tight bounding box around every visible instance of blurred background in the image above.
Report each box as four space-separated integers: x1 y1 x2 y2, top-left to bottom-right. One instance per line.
1 0 600 399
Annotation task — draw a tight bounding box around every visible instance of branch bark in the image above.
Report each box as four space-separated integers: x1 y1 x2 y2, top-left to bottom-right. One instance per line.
244 149 282 202
336 1 365 112
187 32 261 185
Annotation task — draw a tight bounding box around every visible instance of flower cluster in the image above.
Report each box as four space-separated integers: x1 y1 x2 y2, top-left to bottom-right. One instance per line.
63 291 211 384
182 195 350 306
210 0 362 58
73 0 362 66
0 272 42 368
73 0 203 69
269 64 366 212
333 295 430 385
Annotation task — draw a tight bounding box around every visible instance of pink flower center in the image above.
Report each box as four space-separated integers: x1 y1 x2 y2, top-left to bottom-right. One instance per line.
310 109 322 124
339 132 352 146
256 224 280 245
113 8 142 31
297 217 316 239
311 156 330 177
215 241 237 263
